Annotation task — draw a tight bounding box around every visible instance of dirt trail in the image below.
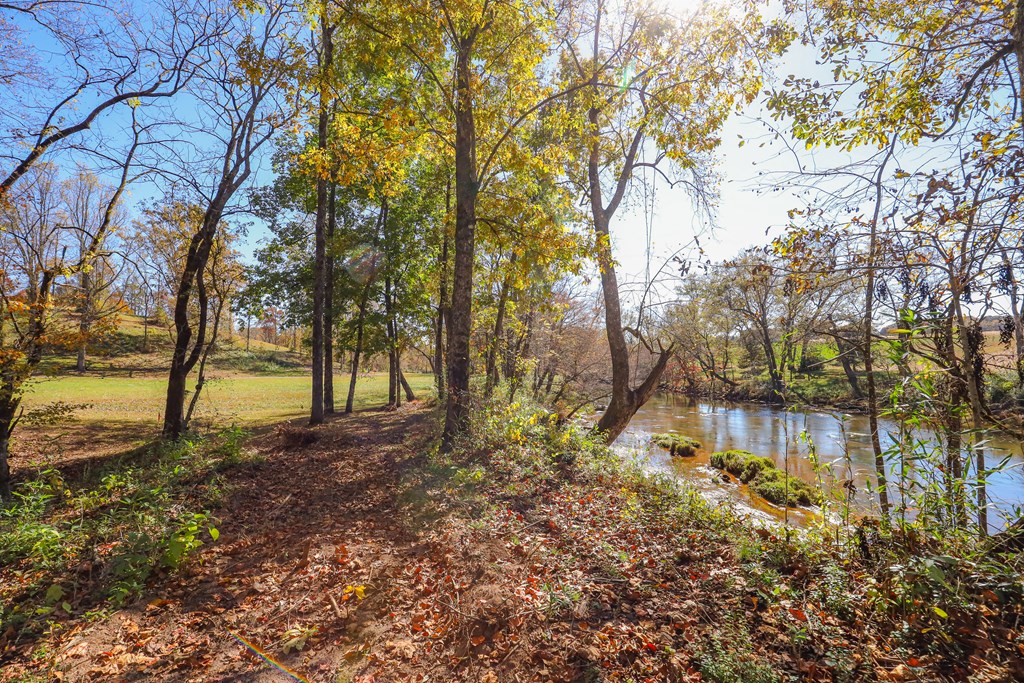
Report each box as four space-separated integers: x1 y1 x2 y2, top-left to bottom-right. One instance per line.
21 405 443 682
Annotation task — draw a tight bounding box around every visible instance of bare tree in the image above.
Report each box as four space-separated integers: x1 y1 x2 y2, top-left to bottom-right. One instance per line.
160 0 301 438
0 0 226 198
0 120 141 498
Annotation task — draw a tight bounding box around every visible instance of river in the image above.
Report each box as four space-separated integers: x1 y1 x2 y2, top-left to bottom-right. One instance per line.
615 394 1024 532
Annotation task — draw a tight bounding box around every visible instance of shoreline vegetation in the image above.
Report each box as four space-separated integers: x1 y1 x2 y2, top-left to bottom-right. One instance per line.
2 400 1022 682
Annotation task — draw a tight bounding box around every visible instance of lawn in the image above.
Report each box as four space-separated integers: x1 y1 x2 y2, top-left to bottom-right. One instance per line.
20 372 435 428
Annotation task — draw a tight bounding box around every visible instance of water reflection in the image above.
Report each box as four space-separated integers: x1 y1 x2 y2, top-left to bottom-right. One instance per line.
616 394 1024 531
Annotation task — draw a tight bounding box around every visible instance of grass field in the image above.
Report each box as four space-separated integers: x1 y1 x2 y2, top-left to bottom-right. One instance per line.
11 372 436 468
20 372 435 427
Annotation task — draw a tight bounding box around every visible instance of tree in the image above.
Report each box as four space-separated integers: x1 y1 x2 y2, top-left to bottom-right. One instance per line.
62 170 131 372
560 0 786 441
0 0 225 199
340 0 584 448
0 119 139 497
161 0 301 438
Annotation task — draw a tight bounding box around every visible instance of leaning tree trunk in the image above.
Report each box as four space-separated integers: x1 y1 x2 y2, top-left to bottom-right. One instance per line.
588 175 671 440
345 299 367 414
441 41 478 451
400 369 416 402
484 274 511 398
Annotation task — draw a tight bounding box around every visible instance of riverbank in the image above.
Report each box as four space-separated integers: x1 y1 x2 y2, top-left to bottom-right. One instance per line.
628 394 1024 533
2 403 1022 681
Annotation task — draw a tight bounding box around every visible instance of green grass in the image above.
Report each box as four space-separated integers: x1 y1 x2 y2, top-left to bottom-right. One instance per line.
20 372 436 428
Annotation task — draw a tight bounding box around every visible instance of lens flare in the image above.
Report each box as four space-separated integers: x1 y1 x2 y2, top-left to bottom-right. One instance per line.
228 629 312 683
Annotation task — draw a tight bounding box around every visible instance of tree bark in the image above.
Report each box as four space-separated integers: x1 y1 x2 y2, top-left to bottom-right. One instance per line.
484 274 511 397
309 12 334 426
434 222 449 401
324 183 337 414
442 41 478 451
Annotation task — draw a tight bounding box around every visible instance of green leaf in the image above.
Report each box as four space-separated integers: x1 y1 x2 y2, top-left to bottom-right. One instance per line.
932 606 948 619
44 584 64 605
209 527 220 541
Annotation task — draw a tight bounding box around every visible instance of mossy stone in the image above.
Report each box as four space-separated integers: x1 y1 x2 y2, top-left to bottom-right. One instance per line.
651 433 702 457
709 449 821 508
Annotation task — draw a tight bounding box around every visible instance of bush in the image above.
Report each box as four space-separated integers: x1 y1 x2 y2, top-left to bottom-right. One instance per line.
651 433 702 457
987 373 1024 411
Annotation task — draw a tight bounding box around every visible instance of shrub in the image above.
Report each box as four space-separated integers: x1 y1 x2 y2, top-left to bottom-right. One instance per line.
651 433 702 457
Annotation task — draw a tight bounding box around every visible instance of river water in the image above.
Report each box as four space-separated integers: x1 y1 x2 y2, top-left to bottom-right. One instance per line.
615 394 1024 531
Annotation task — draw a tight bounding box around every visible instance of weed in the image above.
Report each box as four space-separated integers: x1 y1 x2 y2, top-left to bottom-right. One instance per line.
0 430 246 635
696 631 778 683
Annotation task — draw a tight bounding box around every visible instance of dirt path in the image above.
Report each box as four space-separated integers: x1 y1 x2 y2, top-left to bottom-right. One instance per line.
15 402 728 683
22 405 439 682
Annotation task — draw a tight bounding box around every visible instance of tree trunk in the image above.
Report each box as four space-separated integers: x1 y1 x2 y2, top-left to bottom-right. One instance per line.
441 41 478 451
0 384 18 499
862 142 894 523
164 219 216 438
588 142 672 441
952 292 989 534
346 299 367 414
484 274 511 397
385 275 397 408
309 7 334 426
797 335 810 373
830 322 863 399
434 228 449 400
759 321 785 403
938 309 968 528
324 183 336 414
400 369 416 402
394 346 402 408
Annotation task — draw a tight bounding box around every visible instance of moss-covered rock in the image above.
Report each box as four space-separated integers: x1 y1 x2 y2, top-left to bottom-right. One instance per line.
651 433 702 457
709 449 821 508
708 450 774 482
